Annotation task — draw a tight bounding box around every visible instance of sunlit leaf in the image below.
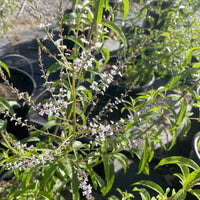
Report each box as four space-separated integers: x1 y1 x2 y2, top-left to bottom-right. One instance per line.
133 180 164 195
122 0 129 21
22 168 33 188
111 153 128 173
0 97 15 115
172 189 187 200
0 61 10 77
39 191 54 200
178 164 190 181
133 187 150 200
182 118 191 137
156 156 199 171
183 168 200 190
104 21 127 48
93 0 104 24
170 98 187 131
184 46 200 65
189 189 200 200
102 155 115 195
138 137 149 174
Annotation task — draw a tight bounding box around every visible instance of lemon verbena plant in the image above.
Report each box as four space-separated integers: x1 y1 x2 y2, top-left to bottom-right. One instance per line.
0 0 200 200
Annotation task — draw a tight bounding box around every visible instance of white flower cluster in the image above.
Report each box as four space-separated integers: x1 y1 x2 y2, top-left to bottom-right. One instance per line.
86 119 121 144
74 49 94 71
36 94 68 118
3 141 55 171
76 168 94 200
3 111 28 127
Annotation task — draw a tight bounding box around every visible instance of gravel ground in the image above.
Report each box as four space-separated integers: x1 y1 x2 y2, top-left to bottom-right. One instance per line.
0 0 72 40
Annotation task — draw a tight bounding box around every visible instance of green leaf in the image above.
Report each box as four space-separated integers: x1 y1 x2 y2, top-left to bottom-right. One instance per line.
182 118 191 137
138 137 149 174
41 120 57 131
55 166 68 182
0 119 7 131
72 0 78 11
47 62 61 74
40 165 56 188
39 191 54 200
105 0 109 11
178 164 190 181
174 173 185 184
157 32 170 40
122 0 129 21
167 130 177 151
139 0 143 6
94 171 105 189
189 189 200 200
93 0 104 24
108 195 120 200
22 168 33 188
168 75 182 90
66 36 84 49
57 159 72 178
132 187 150 200
111 153 128 173
183 168 200 190
173 189 187 200
72 166 80 200
0 61 10 77
75 107 86 125
133 180 164 195
0 97 14 115
101 47 110 64
155 156 199 171
170 98 187 131
21 136 41 144
88 167 98 190
104 21 127 48
34 180 40 193
102 155 115 196
148 141 154 162
184 46 200 65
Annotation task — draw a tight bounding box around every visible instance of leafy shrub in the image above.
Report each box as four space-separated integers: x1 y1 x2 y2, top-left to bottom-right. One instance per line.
0 0 200 199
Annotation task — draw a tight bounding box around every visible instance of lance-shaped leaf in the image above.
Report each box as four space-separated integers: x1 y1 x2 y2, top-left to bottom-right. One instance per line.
102 155 115 196
189 189 200 200
138 137 149 174
183 168 200 190
172 189 187 200
104 21 127 48
72 0 78 11
122 0 129 21
133 180 164 196
0 61 10 77
111 153 128 173
0 97 15 115
93 0 104 25
155 156 199 171
72 166 80 200
170 98 187 131
184 46 200 65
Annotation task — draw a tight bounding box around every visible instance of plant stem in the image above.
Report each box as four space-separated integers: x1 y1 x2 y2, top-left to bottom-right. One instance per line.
142 77 200 136
72 71 77 134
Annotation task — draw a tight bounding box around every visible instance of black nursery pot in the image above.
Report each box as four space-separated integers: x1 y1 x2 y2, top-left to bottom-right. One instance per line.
0 67 37 140
5 67 36 96
190 132 200 166
88 93 132 123
106 73 155 100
